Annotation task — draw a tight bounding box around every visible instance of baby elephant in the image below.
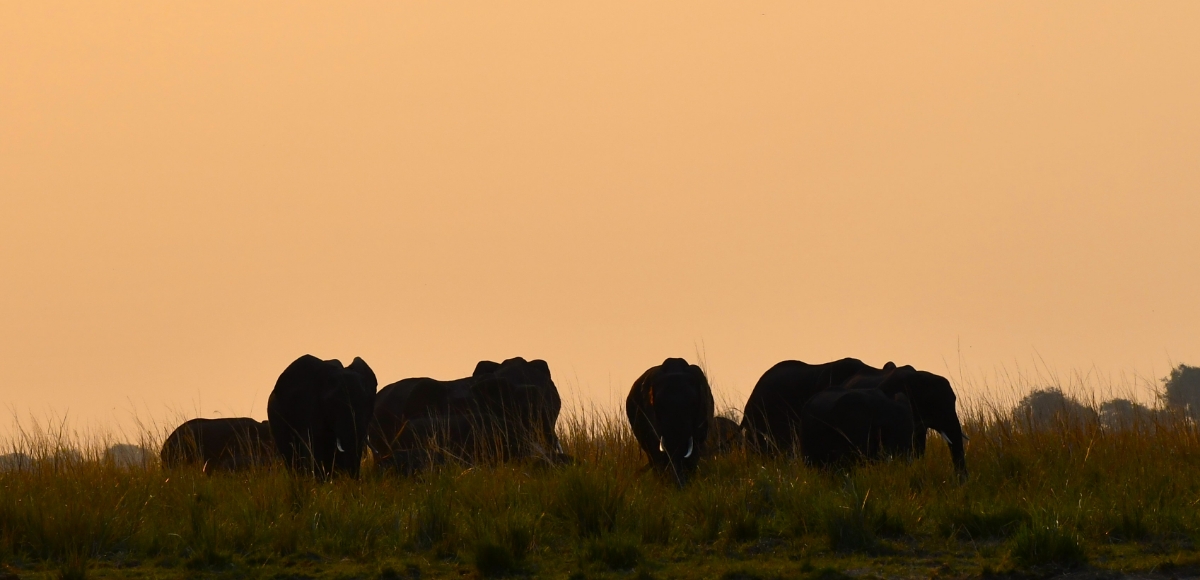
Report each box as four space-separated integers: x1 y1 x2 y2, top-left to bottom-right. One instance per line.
626 357 715 485
161 418 276 474
800 388 914 468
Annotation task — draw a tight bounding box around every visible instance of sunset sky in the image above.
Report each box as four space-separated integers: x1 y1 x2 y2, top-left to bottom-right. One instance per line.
2 2 1198 438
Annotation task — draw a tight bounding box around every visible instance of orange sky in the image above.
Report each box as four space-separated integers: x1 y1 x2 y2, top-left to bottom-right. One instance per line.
2 2 1198 438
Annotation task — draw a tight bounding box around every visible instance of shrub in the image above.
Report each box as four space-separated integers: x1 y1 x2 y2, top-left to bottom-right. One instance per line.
939 505 1028 539
726 510 760 543
824 506 877 553
554 468 624 538
410 487 455 550
1009 518 1087 568
585 535 640 570
473 540 516 577
1107 501 1148 542
638 507 672 545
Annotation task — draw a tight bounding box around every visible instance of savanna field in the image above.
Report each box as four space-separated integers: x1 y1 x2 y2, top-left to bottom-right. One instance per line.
3 373 1200 580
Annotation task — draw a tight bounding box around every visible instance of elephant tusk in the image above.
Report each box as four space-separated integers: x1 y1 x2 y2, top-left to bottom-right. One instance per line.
658 437 665 453
961 433 970 442
935 431 951 444
684 437 694 459
336 439 346 453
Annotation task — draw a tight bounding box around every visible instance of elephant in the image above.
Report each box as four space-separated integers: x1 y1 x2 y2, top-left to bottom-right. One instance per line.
842 365 967 477
160 418 275 474
473 357 564 458
267 354 377 478
799 388 914 467
368 357 566 473
626 357 715 485
742 358 887 454
369 374 489 473
741 358 968 479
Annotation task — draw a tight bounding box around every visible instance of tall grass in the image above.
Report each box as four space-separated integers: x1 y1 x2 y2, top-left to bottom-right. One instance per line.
1 391 1199 577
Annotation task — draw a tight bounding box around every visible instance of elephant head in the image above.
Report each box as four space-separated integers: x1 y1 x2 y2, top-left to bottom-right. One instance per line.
646 358 713 485
881 367 966 479
327 357 377 477
268 354 377 479
475 357 563 457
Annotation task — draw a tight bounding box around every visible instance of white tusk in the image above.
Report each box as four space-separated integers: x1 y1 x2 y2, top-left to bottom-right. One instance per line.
684 437 694 459
935 431 950 444
658 437 665 453
336 439 346 453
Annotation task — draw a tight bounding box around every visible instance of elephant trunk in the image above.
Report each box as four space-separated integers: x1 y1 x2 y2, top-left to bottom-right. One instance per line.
943 423 968 482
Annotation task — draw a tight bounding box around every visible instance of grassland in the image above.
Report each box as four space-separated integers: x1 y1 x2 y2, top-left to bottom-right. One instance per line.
2 400 1199 580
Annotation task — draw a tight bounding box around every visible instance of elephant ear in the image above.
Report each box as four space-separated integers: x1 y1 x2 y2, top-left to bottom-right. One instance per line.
473 360 501 377
275 355 328 397
881 365 919 394
346 357 378 392
527 359 553 385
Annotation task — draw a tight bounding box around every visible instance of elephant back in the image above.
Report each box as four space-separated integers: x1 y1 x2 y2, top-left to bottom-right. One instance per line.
742 358 883 454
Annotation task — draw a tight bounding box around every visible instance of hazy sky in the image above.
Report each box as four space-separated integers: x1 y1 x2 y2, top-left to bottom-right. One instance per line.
2 2 1198 437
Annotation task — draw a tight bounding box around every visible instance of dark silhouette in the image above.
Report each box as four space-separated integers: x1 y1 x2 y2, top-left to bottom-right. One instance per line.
267 355 377 478
742 358 967 479
368 357 566 473
161 418 275 474
800 388 914 467
626 358 714 485
741 358 891 454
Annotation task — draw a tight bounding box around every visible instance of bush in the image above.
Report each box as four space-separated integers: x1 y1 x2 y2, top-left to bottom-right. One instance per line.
638 507 672 545
824 506 877 554
555 468 624 538
1107 501 1148 542
410 487 456 550
726 510 760 543
585 535 640 570
939 505 1028 539
473 541 516 577
1009 518 1087 568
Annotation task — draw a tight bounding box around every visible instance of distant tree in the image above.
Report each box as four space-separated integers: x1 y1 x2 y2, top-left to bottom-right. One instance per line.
105 444 153 469
1098 398 1153 432
1013 388 1096 430
0 452 32 472
1161 364 1200 418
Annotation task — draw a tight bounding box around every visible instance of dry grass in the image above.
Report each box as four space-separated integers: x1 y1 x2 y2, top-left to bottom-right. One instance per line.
1 387 1199 579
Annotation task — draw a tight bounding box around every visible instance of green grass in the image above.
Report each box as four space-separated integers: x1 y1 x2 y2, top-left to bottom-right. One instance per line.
1 402 1199 579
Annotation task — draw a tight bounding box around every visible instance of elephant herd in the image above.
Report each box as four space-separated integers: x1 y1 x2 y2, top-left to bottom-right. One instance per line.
161 354 967 484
